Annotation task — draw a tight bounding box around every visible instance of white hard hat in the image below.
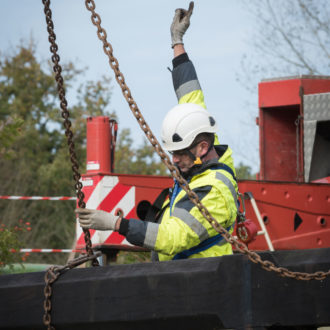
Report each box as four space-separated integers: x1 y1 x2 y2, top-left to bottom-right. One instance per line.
161 103 218 151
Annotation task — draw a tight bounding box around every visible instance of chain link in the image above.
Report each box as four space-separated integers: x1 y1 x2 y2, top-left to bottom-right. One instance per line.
43 252 102 329
42 0 101 328
42 0 98 266
85 0 329 281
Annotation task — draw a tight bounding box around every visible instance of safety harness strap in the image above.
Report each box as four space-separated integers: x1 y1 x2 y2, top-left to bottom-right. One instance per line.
173 223 234 260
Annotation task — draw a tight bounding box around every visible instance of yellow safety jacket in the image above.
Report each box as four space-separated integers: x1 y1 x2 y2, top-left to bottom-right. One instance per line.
119 53 237 261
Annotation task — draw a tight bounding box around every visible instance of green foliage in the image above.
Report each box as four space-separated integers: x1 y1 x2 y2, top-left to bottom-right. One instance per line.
116 251 151 264
236 161 256 180
114 129 168 175
0 42 101 265
0 40 167 266
0 221 31 273
0 116 24 158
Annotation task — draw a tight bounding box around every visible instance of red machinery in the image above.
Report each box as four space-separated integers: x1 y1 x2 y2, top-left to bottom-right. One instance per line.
75 117 172 252
241 76 330 250
76 76 330 253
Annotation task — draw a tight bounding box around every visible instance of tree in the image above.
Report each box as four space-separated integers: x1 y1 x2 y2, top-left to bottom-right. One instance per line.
235 162 256 180
0 41 114 265
238 0 330 93
0 116 24 159
0 41 166 266
0 221 31 273
114 129 167 176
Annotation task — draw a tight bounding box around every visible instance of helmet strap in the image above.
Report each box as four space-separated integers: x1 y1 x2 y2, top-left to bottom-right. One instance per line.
186 149 199 164
201 143 214 160
190 143 214 165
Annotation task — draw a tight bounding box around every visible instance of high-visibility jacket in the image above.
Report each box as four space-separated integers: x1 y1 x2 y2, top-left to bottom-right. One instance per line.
118 52 238 260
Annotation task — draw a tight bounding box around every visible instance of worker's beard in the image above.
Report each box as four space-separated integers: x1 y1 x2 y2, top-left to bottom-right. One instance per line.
174 163 189 179
174 163 202 180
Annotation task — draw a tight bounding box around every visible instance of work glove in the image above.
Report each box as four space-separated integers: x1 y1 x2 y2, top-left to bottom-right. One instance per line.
75 208 120 231
170 1 194 48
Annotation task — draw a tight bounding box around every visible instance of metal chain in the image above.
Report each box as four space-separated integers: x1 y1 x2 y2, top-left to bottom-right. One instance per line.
42 1 100 328
43 252 102 329
85 0 330 281
41 0 98 266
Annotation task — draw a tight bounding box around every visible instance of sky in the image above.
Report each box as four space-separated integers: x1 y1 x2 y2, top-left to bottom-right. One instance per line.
0 0 260 172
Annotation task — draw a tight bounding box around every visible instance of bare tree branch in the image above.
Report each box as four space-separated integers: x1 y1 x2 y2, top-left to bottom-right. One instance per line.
298 0 330 59
297 0 330 32
266 0 315 73
238 0 330 89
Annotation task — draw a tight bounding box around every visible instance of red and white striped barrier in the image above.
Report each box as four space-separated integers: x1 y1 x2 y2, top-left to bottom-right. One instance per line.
0 196 76 201
11 248 81 253
2 178 138 250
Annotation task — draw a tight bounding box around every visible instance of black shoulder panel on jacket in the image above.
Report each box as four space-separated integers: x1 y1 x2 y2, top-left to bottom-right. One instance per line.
175 185 212 213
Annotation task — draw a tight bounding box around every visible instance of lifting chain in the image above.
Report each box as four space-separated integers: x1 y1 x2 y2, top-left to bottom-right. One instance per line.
42 0 98 265
42 0 100 328
43 252 101 330
85 0 330 281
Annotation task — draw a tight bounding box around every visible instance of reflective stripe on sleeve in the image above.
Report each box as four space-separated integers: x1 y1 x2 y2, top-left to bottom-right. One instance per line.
175 79 201 101
143 222 159 249
215 172 238 208
172 207 209 242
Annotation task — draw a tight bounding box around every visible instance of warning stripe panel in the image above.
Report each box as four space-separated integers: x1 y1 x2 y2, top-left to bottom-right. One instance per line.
86 176 119 209
91 187 136 245
103 208 136 245
104 231 125 245
77 176 120 246
97 183 131 212
110 187 135 218
80 176 103 205
76 176 137 248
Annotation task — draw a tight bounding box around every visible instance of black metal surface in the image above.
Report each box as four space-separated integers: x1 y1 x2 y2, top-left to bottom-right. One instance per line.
1 248 329 329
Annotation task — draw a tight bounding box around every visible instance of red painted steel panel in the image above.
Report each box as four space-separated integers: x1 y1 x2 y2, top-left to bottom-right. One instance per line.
260 106 299 181
257 77 330 182
238 180 330 251
115 172 173 189
259 79 301 108
302 78 330 95
259 78 330 108
76 175 330 252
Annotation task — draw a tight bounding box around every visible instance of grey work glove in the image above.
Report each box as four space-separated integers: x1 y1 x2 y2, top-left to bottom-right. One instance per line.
170 1 194 48
75 208 120 231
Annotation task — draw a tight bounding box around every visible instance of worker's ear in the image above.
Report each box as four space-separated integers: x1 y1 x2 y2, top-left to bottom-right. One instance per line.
199 141 209 157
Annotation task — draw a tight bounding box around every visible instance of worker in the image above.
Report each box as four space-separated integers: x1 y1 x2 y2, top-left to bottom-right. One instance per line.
76 2 238 261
